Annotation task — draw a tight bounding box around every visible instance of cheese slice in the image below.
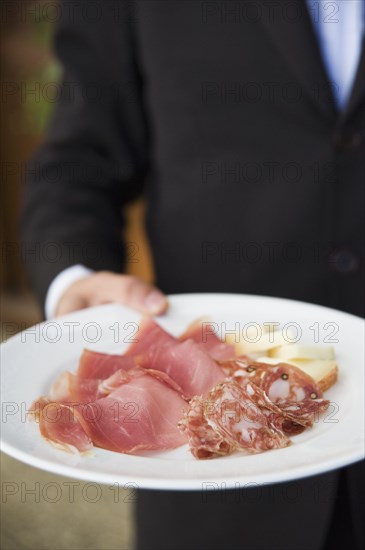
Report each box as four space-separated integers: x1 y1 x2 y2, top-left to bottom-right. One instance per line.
268 344 335 360
225 328 295 354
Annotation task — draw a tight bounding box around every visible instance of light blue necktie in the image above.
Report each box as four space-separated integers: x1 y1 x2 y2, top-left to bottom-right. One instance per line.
306 0 365 108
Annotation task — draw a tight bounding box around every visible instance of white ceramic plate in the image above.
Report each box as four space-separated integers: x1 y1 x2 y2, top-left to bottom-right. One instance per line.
1 294 364 490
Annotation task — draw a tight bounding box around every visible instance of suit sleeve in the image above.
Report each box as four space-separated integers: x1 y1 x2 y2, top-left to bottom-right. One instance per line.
21 0 149 310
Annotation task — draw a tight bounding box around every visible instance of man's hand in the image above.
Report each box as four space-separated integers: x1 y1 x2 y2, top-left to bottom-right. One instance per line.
55 271 168 317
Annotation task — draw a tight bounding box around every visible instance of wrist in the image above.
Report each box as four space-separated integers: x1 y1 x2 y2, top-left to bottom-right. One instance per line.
45 265 94 319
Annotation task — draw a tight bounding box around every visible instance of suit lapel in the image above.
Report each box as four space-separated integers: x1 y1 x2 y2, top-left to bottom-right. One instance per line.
260 0 338 122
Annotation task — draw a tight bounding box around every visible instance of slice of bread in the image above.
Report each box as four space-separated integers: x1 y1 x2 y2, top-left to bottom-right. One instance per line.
256 356 338 392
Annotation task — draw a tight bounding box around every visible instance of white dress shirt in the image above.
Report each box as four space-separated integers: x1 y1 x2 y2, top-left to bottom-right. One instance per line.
306 0 364 107
45 264 93 318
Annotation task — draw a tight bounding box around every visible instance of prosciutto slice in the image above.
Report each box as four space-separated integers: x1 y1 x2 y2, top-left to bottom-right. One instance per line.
78 371 188 453
78 349 135 379
50 362 187 407
99 366 186 398
37 402 93 453
179 319 236 360
28 396 50 421
136 339 226 398
124 317 176 356
77 318 177 379
49 372 103 403
32 369 187 454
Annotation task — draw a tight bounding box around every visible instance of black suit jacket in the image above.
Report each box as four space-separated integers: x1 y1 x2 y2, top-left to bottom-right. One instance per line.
22 0 365 316
22 2 364 550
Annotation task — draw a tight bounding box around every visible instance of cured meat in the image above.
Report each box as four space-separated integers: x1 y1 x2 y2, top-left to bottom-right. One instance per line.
79 372 188 453
30 315 335 459
205 381 291 452
32 369 188 454
28 396 50 421
182 381 290 456
77 318 177 379
99 366 187 398
49 371 103 403
50 365 187 405
178 396 234 459
124 317 176 356
136 339 226 398
78 349 135 379
179 319 236 360
219 356 252 382
238 379 306 436
220 359 329 428
38 402 93 453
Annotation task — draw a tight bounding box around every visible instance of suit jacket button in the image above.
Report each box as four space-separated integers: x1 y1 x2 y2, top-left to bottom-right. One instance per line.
329 248 359 274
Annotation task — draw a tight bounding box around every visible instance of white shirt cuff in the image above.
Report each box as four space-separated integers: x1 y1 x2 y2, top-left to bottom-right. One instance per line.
45 265 94 319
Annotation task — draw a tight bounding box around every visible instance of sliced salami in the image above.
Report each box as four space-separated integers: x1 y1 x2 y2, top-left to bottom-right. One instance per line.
219 359 329 428
181 380 291 457
178 396 233 459
206 381 291 453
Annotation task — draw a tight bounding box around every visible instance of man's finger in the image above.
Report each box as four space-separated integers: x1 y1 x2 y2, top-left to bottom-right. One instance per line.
93 273 168 315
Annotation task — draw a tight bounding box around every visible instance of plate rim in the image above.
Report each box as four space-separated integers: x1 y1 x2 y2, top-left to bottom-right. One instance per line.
1 293 364 489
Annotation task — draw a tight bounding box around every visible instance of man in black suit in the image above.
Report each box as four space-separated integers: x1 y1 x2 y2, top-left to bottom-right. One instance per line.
22 1 364 549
